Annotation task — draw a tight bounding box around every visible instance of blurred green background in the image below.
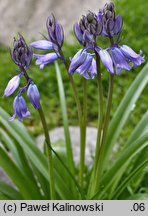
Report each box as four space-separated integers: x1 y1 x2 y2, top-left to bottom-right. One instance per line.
0 0 147 146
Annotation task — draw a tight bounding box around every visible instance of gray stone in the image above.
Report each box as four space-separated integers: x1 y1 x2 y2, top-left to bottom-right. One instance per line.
36 126 98 166
0 168 14 186
0 0 108 45
0 144 15 187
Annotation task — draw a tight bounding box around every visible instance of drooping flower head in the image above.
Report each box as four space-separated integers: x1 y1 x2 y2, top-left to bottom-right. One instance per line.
98 48 114 74
69 49 97 79
109 46 132 75
4 74 21 97
11 34 33 69
74 11 102 46
70 11 102 79
120 45 145 68
98 43 145 75
30 15 64 69
27 83 40 109
95 2 144 75
70 2 144 77
33 52 59 70
4 34 40 121
9 95 31 122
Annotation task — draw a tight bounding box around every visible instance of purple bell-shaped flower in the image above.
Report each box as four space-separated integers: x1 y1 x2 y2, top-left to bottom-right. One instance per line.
27 83 40 109
4 75 21 97
9 95 31 122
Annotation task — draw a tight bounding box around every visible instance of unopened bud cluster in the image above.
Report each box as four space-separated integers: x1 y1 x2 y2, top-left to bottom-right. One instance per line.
74 11 102 45
11 35 33 69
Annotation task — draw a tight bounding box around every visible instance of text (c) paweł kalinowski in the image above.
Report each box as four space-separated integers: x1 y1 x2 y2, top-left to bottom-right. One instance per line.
20 202 104 212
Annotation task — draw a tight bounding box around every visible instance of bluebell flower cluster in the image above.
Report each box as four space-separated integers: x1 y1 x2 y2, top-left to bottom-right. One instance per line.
69 2 144 78
4 3 145 121
30 14 64 69
4 35 40 121
30 3 144 79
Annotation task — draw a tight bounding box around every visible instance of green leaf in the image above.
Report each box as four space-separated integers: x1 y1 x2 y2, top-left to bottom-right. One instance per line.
128 146 148 189
92 134 148 199
0 128 40 195
124 111 148 148
0 108 48 179
52 144 80 199
31 164 50 199
0 128 22 166
104 63 148 168
128 194 148 200
111 159 148 199
0 194 9 200
0 107 75 199
0 147 42 199
108 112 148 194
55 62 76 196
0 180 23 199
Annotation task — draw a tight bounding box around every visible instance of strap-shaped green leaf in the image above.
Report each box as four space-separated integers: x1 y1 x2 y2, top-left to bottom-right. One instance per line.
0 194 9 200
55 62 76 196
0 180 23 199
104 63 148 168
128 193 148 200
111 159 148 199
0 108 48 179
124 111 148 148
92 134 148 199
0 128 21 166
0 147 42 199
0 128 41 195
0 107 74 199
107 112 148 194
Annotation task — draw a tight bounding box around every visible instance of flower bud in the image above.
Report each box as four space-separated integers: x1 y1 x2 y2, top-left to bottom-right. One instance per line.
74 11 102 45
27 83 40 109
11 35 33 68
46 15 64 48
83 12 102 36
98 2 123 37
4 75 20 97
